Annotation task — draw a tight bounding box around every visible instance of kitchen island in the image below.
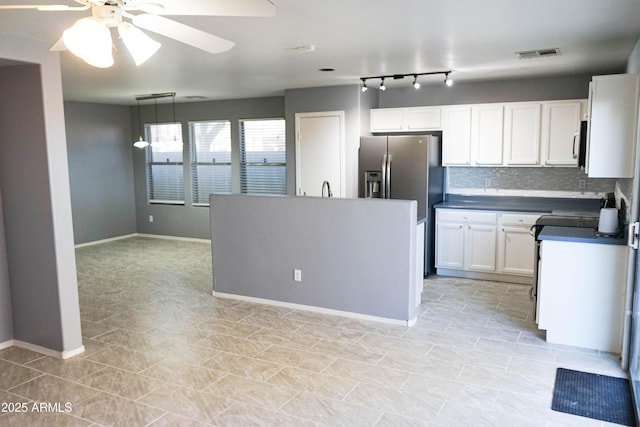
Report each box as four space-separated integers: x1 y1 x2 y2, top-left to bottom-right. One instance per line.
536 225 628 352
209 194 422 325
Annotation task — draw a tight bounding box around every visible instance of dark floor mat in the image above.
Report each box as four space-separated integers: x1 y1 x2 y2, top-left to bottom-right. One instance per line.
551 368 635 426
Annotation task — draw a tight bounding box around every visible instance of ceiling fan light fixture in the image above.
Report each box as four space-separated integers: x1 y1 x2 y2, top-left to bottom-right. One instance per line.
118 22 161 66
63 17 114 68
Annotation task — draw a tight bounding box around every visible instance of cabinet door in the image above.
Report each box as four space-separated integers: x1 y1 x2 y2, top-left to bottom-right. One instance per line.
405 107 441 131
442 106 472 165
472 104 504 165
588 74 640 178
370 108 405 132
504 103 541 165
466 224 496 272
542 101 582 166
435 222 465 269
499 227 536 275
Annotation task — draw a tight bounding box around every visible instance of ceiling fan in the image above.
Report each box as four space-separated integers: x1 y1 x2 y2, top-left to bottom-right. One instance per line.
0 0 275 67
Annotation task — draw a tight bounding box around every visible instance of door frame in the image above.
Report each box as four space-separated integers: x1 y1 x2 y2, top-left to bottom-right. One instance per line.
294 111 346 197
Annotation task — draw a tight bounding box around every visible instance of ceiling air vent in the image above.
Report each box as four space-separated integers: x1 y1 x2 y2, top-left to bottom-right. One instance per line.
516 48 560 59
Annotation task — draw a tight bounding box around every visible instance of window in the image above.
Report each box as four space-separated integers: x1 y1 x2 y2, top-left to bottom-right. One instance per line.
239 118 286 195
145 123 184 204
190 121 232 205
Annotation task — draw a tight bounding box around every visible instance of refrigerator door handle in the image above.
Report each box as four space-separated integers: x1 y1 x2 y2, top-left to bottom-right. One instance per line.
386 154 392 199
381 154 388 199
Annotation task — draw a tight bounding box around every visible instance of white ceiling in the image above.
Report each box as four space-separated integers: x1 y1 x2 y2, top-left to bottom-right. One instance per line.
1 0 639 105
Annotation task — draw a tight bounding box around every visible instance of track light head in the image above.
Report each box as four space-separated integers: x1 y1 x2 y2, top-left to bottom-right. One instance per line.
444 72 453 87
380 78 386 91
361 78 368 92
413 75 420 89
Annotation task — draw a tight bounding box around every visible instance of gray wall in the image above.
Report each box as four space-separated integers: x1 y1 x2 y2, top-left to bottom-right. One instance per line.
0 187 13 343
0 50 82 354
132 97 284 239
210 194 418 322
65 102 136 244
627 38 640 74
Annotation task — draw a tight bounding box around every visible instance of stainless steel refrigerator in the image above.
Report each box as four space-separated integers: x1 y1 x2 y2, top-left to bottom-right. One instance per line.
358 134 444 276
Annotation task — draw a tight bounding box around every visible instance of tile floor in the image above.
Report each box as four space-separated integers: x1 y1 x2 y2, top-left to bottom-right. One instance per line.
0 236 628 426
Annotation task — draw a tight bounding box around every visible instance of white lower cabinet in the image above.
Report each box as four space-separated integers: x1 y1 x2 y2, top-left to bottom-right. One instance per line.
497 213 540 276
537 240 628 352
435 209 497 273
436 209 540 279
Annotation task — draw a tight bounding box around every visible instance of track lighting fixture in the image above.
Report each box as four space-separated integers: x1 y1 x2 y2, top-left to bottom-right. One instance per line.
359 70 453 92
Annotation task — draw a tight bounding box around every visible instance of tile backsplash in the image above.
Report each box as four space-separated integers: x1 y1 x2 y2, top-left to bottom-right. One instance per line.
447 167 617 198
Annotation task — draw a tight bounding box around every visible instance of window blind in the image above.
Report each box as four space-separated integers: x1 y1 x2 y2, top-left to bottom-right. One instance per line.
239 118 286 195
189 120 232 205
145 123 184 204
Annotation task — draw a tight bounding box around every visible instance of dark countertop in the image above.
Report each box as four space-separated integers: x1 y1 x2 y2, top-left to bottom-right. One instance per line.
434 194 601 215
538 226 626 246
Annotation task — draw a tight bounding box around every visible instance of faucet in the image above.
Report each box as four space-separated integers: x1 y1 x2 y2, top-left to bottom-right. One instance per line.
321 180 333 198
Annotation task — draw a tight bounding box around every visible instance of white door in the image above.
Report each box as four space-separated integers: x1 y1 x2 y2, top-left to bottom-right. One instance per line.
295 111 345 197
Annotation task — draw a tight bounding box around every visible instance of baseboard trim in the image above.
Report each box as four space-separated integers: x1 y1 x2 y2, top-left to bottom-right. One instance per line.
75 233 211 248
214 291 416 327
135 233 211 244
435 268 533 285
0 339 14 350
75 234 137 248
13 340 85 359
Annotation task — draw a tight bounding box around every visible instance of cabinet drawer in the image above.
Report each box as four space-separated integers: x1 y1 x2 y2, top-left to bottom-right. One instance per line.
500 213 541 227
437 209 497 224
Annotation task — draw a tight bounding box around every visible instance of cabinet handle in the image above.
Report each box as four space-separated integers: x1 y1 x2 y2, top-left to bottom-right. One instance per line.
572 133 578 159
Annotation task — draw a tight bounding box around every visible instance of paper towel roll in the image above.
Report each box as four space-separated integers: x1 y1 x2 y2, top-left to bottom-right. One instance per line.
598 208 618 234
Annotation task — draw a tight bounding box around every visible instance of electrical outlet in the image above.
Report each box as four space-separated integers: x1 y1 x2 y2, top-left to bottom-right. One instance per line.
293 269 302 282
148 215 154 223
578 179 586 190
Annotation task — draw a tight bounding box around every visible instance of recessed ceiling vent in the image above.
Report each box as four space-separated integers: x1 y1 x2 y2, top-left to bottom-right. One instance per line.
516 48 560 59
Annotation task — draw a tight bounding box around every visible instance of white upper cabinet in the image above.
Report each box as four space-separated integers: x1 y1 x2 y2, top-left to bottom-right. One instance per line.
504 102 541 165
370 108 405 132
472 104 504 165
405 107 441 131
541 101 585 166
587 74 640 178
370 106 440 133
442 105 472 165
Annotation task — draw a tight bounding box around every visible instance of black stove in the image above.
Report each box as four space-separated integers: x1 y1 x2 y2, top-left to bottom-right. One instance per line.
530 214 600 239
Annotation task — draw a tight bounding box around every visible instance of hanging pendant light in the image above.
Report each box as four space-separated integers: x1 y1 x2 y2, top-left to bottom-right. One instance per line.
133 99 149 149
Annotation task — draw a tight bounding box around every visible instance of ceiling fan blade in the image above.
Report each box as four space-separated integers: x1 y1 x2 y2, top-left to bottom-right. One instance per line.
153 0 275 17
132 14 235 54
